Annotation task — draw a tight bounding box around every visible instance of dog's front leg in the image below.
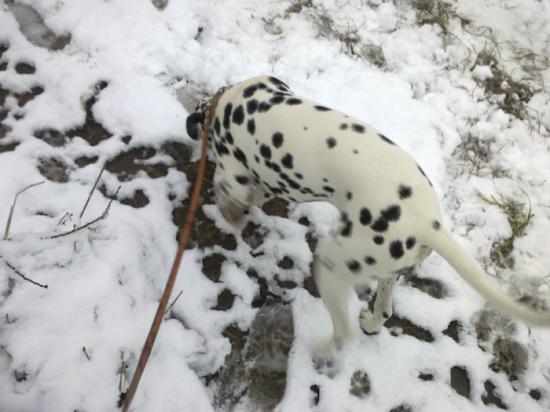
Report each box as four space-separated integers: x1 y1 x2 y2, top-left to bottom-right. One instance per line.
360 276 396 335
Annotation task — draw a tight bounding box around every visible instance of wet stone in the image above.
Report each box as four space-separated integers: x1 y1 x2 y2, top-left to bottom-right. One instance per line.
389 405 412 412
310 385 320 406
34 128 65 147
7 3 71 50
74 156 98 168
242 222 265 250
404 274 447 299
202 253 226 282
481 380 507 410
442 319 462 343
15 86 44 106
475 309 516 343
277 256 294 270
15 62 36 74
213 304 293 411
119 189 150 208
385 315 434 342
213 289 235 311
529 389 542 401
0 43 8 59
106 147 167 181
37 157 70 182
450 366 471 399
490 338 528 381
350 370 371 398
418 372 434 381
0 87 9 105
14 369 28 382
160 140 193 170
261 197 289 218
0 142 18 153
67 95 111 146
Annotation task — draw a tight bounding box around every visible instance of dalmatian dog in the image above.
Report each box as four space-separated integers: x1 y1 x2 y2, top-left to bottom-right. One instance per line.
186 75 550 352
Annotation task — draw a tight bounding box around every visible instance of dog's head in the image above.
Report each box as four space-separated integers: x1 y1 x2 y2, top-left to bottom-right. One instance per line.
185 97 211 141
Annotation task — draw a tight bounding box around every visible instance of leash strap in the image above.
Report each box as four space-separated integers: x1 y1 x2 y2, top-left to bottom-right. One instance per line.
122 99 216 412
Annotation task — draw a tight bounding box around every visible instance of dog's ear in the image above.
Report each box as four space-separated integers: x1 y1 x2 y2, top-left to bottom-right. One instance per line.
185 110 205 140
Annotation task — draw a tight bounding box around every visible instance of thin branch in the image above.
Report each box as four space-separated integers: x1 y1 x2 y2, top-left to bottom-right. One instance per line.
3 181 45 240
82 346 91 361
2 258 48 289
47 186 120 240
79 163 106 219
164 290 183 315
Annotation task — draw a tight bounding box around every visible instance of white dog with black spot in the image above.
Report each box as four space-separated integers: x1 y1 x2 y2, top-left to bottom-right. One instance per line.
186 75 550 355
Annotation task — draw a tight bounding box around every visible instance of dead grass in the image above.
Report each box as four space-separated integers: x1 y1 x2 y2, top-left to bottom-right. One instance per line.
479 193 534 268
411 0 470 34
473 48 535 121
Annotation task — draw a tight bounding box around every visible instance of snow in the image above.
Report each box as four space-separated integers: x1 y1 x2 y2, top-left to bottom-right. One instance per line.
1 0 550 411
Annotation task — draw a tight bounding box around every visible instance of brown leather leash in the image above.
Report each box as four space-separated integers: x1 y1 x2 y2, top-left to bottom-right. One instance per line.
121 89 224 412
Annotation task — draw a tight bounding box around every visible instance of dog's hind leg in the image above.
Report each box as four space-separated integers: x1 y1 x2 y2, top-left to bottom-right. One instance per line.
360 276 397 335
314 248 356 350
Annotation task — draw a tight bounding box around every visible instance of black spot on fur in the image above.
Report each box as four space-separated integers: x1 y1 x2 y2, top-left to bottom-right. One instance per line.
315 105 331 111
323 186 335 193
215 142 230 156
286 98 302 105
213 117 221 136
294 172 303 179
371 218 389 232
246 99 258 115
223 103 232 129
381 205 401 222
260 144 271 159
233 148 247 166
399 184 412 199
258 102 272 112
341 213 352 237
347 260 361 273
406 237 416 249
352 123 365 133
379 134 395 145
346 191 353 200
282 153 294 169
326 137 337 148
340 123 349 130
353 149 359 154
254 155 260 163
389 240 404 259
432 220 441 230
243 85 258 98
232 105 244 125
235 175 249 185
365 256 376 265
269 95 285 105
247 119 255 135
272 132 284 148
268 76 289 90
373 236 384 245
225 132 234 145
360 208 372 225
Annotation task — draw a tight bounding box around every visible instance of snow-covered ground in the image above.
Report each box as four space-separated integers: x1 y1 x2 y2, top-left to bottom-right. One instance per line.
1 0 550 411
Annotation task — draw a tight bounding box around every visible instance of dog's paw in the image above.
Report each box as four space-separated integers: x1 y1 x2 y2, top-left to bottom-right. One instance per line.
359 310 383 335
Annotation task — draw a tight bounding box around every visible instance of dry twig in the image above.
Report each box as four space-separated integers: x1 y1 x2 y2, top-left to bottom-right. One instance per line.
79 163 106 219
3 181 45 240
2 258 48 289
47 186 120 239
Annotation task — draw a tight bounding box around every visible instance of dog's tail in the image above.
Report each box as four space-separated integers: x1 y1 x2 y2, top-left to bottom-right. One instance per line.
424 226 550 326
